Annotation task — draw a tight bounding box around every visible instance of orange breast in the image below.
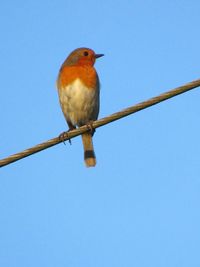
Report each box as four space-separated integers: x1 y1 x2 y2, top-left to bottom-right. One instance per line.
57 65 98 89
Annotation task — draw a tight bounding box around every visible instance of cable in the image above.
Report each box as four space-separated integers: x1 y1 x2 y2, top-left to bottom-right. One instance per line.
0 78 200 168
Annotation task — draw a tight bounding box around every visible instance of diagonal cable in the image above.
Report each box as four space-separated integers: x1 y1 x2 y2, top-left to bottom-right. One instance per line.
0 78 200 168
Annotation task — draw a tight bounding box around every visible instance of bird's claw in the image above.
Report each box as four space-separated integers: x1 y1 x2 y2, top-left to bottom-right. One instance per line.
58 131 72 145
86 121 95 136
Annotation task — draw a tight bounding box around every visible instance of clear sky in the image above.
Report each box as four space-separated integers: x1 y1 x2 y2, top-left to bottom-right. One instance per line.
1 1 200 266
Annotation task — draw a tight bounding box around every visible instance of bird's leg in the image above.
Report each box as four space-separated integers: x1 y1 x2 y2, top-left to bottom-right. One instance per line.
59 131 70 145
86 121 96 136
59 122 76 145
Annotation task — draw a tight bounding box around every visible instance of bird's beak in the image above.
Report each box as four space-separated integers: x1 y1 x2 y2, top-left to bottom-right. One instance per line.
95 53 104 58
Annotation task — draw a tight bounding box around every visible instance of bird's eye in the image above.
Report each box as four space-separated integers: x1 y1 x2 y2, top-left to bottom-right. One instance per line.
83 51 89 56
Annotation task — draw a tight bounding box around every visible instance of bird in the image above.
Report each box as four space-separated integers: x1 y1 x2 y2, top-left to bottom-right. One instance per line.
57 47 104 167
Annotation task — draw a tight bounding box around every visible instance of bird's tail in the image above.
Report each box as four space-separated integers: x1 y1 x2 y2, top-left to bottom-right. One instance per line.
81 133 96 167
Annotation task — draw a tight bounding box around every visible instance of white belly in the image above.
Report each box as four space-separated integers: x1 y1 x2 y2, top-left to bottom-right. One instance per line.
58 79 99 127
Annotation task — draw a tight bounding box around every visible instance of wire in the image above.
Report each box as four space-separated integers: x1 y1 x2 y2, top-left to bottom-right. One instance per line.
0 78 200 168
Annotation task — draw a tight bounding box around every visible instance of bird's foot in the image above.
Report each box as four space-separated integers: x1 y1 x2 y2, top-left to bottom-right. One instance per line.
59 130 73 145
86 121 95 136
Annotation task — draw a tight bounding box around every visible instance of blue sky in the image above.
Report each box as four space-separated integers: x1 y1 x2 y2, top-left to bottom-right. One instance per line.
1 1 200 266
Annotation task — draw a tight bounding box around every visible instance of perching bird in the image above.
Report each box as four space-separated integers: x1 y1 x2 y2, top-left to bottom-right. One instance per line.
57 47 104 167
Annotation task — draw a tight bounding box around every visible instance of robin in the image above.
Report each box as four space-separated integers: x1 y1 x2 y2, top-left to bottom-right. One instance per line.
57 47 104 167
